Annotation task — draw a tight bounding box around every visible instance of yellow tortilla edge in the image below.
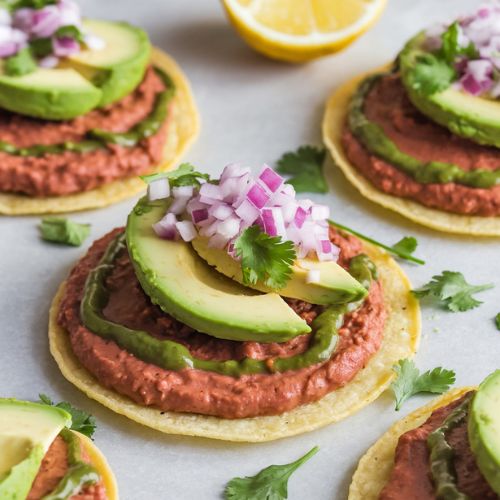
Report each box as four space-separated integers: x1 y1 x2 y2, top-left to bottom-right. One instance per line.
322 65 500 237
75 431 119 500
48 240 420 442
348 387 476 500
0 47 200 215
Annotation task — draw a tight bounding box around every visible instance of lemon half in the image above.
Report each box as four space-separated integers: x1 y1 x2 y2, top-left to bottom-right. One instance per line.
222 0 387 62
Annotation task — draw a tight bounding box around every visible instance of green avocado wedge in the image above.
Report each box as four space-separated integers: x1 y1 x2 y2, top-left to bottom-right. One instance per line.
191 236 367 305
400 32 500 149
0 399 71 500
126 198 310 343
469 370 500 495
66 19 151 108
0 65 102 120
0 19 150 120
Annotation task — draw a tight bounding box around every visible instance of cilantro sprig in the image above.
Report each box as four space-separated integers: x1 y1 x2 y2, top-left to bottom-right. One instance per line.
234 226 296 289
141 163 209 188
328 220 425 265
391 359 456 411
38 394 97 438
413 271 494 312
276 146 328 194
224 446 319 500
39 217 91 247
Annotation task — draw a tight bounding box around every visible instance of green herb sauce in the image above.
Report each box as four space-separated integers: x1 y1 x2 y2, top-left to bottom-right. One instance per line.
0 67 175 157
42 429 100 500
427 393 473 500
80 233 377 378
348 73 500 189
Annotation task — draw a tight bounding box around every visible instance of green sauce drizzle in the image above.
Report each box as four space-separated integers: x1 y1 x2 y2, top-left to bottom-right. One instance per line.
348 73 500 189
427 393 473 500
80 234 377 378
0 67 175 157
42 429 100 500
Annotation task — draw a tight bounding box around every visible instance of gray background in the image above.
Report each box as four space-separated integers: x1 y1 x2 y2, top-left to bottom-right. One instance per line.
1 0 499 499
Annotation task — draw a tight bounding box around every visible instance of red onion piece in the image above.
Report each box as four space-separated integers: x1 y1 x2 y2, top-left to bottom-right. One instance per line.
191 208 209 224
53 36 80 57
209 202 233 220
176 220 197 242
147 178 170 201
258 164 283 193
246 183 269 209
32 6 62 38
235 199 260 226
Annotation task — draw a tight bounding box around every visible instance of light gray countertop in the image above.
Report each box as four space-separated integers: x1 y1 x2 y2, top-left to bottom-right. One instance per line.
1 0 498 498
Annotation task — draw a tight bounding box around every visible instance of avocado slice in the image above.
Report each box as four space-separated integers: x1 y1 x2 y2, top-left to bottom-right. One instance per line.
0 19 150 120
66 19 151 107
126 198 310 343
0 65 102 120
469 370 500 495
191 237 367 305
400 33 500 148
0 399 71 499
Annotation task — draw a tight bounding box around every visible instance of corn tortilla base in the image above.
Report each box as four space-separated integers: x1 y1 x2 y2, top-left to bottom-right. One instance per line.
0 47 199 215
322 66 500 236
77 431 119 500
348 387 475 500
49 241 420 442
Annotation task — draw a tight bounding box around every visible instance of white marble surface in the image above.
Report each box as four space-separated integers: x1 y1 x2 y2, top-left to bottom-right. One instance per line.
1 0 499 498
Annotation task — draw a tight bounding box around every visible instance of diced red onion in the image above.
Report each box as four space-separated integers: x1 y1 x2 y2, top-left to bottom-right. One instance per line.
235 199 260 226
38 55 59 68
217 215 241 239
31 6 62 38
199 220 219 238
293 206 308 229
186 199 208 215
306 270 321 284
176 220 197 242
209 202 233 220
191 208 209 224
220 163 249 180
208 233 230 249
53 36 80 57
13 8 33 33
199 182 222 201
172 185 194 199
261 207 286 237
153 213 178 240
0 9 11 27
246 183 269 209
169 196 189 215
58 0 81 27
281 201 298 224
147 178 170 201
258 164 283 193
0 40 18 57
310 204 330 221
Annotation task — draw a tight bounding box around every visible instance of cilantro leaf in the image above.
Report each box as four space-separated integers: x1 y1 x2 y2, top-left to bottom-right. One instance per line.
391 359 456 411
141 163 209 188
408 52 456 96
276 146 328 193
495 313 500 331
391 236 418 258
234 225 296 290
55 25 84 43
413 271 494 312
328 220 425 265
40 217 91 247
11 0 57 7
224 446 319 500
5 47 37 77
440 22 478 64
38 394 97 438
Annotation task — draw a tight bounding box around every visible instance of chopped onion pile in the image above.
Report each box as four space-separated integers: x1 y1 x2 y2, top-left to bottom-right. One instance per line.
426 2 500 98
150 164 340 263
0 0 104 64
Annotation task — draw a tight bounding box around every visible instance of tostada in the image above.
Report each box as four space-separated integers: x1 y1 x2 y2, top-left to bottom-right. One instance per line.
323 4 500 236
0 0 198 215
49 164 420 442
0 397 117 499
349 370 500 500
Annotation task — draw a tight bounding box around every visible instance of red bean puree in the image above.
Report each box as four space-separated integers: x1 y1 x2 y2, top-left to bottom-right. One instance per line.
58 227 386 419
380 393 498 500
0 66 171 198
342 74 500 216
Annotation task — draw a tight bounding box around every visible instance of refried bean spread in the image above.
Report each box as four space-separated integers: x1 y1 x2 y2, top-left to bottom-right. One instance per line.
342 74 500 216
57 227 386 419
